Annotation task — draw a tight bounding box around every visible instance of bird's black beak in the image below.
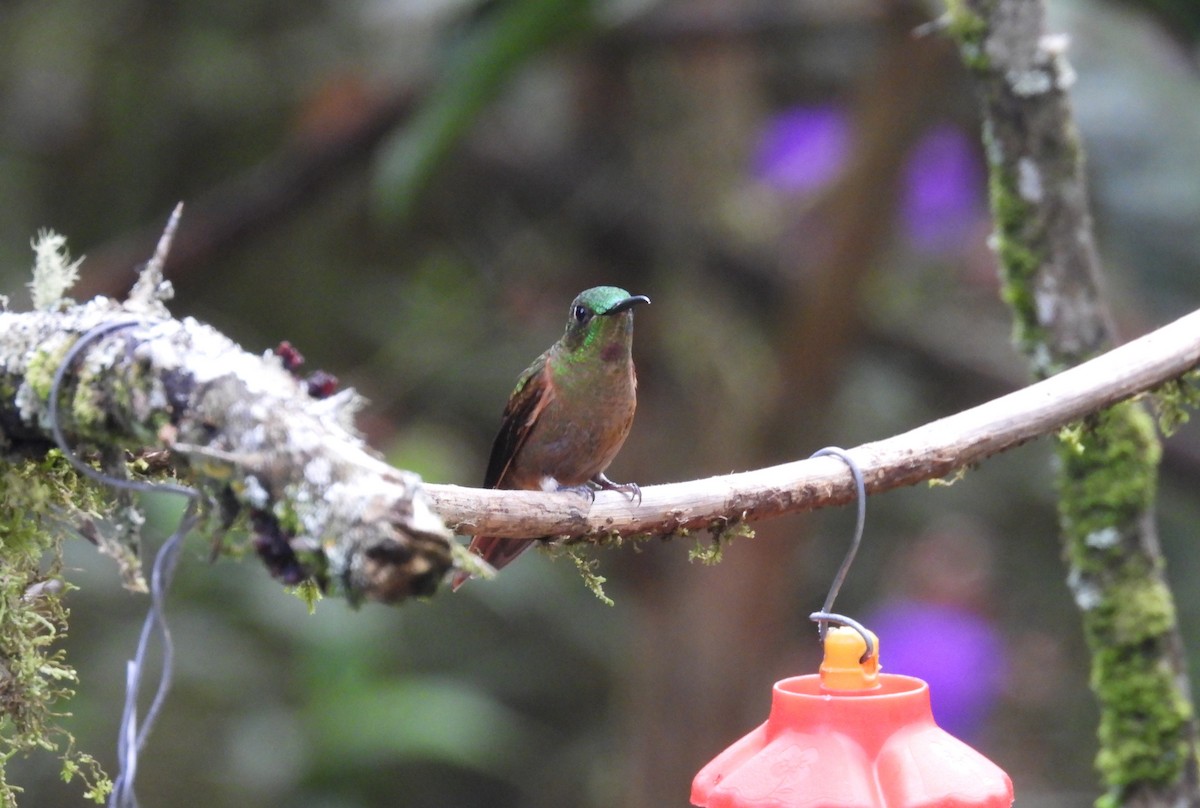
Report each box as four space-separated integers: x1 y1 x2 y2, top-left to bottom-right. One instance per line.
605 295 651 315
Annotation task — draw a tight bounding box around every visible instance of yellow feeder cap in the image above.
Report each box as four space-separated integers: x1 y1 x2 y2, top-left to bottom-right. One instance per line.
819 625 881 692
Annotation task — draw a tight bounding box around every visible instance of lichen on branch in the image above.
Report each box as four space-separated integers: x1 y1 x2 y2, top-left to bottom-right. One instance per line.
27 231 84 314
0 223 461 803
2 227 455 608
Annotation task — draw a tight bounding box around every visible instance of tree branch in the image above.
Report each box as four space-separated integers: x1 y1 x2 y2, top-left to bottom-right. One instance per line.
424 308 1200 539
4 241 1199 607
0 251 453 605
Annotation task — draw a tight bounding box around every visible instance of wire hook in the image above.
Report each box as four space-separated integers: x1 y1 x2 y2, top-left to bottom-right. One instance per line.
806 447 868 657
807 611 875 663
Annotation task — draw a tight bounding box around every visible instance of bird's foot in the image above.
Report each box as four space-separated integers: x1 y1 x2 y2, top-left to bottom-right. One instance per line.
558 482 597 503
590 473 642 506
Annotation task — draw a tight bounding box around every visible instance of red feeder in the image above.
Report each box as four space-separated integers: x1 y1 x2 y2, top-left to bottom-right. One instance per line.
691 626 1013 807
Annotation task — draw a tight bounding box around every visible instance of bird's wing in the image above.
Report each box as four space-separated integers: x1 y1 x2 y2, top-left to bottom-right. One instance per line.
483 353 556 489
457 354 556 589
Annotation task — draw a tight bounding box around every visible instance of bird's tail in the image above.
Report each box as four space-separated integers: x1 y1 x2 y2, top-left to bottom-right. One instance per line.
450 536 537 591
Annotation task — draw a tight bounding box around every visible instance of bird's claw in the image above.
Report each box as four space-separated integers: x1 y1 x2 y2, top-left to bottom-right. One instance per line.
591 473 642 506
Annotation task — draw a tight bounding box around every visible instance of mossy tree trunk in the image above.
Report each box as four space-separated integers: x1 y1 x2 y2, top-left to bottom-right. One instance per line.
947 0 1200 804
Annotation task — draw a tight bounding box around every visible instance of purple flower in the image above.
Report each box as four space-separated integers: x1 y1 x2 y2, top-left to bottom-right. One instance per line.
901 125 986 254
752 108 984 254
867 600 1006 741
753 104 851 192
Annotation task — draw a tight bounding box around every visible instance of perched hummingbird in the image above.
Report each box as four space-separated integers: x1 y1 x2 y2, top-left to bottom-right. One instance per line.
451 286 650 590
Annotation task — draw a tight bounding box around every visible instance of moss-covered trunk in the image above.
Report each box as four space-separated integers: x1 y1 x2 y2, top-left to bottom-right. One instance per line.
948 0 1200 804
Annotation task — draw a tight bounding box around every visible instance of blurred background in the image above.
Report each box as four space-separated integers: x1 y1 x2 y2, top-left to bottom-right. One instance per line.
3 0 1200 805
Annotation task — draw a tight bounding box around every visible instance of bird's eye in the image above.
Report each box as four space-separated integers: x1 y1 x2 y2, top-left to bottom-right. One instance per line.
572 304 589 322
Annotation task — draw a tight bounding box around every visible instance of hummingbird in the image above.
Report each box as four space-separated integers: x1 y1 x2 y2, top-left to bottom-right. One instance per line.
451 286 650 590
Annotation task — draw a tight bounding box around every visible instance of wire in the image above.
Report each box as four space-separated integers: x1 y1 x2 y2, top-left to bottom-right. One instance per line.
48 319 194 499
46 318 200 808
807 610 876 662
807 447 867 649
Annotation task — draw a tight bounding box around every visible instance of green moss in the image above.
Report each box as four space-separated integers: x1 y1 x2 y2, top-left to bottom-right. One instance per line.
288 580 324 615
1086 598 1192 794
565 548 613 606
1093 651 1192 788
1058 404 1160 555
688 538 724 565
928 465 970 487
271 492 304 538
1108 578 1175 648
447 541 495 584
0 453 112 804
987 166 1048 362
68 364 109 434
22 343 69 407
689 518 754 566
22 337 112 439
20 332 166 449
1055 403 1191 799
943 0 991 72
69 352 164 446
1153 372 1200 437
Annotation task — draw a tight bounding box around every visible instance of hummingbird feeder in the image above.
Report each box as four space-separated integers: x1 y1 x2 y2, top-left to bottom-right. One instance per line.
691 449 1013 807
690 624 1013 807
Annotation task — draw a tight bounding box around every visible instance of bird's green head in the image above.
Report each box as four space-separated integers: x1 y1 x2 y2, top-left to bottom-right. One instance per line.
559 286 650 357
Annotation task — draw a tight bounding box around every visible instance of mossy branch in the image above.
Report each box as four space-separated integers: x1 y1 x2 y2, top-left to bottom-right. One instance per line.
946 0 1200 804
1 223 453 608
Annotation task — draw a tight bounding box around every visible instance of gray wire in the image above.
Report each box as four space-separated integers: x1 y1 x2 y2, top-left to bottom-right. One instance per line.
808 611 876 663
808 447 867 647
45 318 199 808
49 319 194 499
